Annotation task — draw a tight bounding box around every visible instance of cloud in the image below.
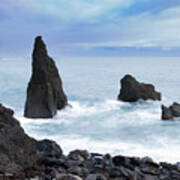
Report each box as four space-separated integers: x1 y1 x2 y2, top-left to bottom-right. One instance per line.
0 0 180 57
62 6 180 49
0 0 147 23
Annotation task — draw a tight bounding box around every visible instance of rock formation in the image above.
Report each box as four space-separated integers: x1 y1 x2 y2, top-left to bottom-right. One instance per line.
37 139 63 158
28 149 180 180
0 104 39 178
118 74 161 102
162 102 180 120
24 36 67 118
0 103 64 179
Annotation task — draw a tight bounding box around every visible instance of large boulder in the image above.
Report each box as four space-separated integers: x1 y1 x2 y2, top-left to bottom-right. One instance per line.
0 104 39 177
24 36 68 118
118 74 161 102
161 102 180 120
161 105 173 120
36 139 63 158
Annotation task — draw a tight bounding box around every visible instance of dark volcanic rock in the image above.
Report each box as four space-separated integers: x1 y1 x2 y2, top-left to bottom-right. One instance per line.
161 102 180 120
37 139 63 158
118 74 161 102
0 104 39 177
113 155 131 167
85 173 107 180
24 36 67 118
161 105 173 120
57 173 83 180
170 103 180 117
68 150 90 161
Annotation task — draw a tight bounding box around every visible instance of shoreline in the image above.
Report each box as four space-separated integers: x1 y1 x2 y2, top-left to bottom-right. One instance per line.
14 105 179 165
0 104 179 179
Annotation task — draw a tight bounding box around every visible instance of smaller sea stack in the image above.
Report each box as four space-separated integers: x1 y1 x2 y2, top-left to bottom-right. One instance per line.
118 74 161 102
161 102 180 120
24 36 67 118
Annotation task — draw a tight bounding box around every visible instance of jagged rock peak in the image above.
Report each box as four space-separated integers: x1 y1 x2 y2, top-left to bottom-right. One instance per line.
33 36 48 57
24 36 68 118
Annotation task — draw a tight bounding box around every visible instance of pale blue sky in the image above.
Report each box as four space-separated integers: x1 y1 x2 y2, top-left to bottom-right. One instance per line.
1 0 180 57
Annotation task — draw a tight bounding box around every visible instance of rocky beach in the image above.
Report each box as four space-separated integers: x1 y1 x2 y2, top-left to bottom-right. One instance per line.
1 103 180 180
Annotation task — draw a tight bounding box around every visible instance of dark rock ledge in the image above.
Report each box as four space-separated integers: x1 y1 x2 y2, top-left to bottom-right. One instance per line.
0 104 180 180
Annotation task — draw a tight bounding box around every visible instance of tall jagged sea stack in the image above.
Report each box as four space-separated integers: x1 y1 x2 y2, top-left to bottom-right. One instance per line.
24 36 67 118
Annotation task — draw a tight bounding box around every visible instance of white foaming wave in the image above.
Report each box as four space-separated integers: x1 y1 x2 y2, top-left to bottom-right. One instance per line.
16 99 162 131
102 107 161 128
16 100 120 129
15 110 74 132
57 101 97 118
14 99 180 164
57 99 123 118
61 137 180 163
16 99 160 120
27 132 180 163
130 109 161 124
102 99 126 109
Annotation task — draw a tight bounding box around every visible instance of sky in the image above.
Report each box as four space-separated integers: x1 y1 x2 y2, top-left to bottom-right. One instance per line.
1 0 180 57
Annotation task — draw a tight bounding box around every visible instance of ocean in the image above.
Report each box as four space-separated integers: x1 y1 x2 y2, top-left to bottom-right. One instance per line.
0 57 180 163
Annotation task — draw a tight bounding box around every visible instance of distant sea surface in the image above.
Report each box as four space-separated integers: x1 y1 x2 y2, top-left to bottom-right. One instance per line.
1 57 180 163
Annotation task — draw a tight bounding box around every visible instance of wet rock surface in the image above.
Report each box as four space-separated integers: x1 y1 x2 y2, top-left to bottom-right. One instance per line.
24 36 67 118
36 139 63 158
31 151 180 180
0 104 40 179
162 102 180 120
118 74 161 102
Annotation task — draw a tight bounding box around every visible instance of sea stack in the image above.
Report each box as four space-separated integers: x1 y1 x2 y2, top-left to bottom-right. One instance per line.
161 102 180 120
24 36 67 118
118 74 161 102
